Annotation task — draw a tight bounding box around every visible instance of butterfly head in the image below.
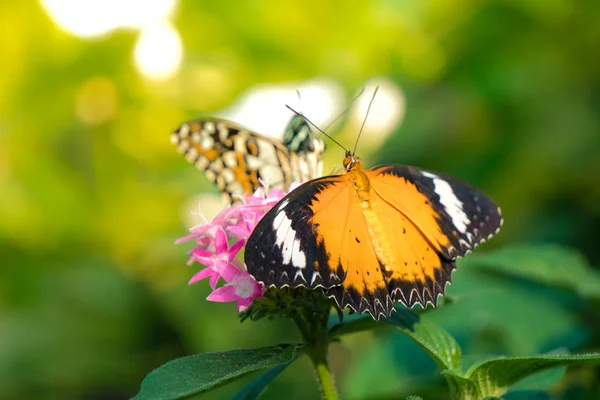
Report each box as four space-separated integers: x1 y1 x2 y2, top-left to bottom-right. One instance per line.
343 152 362 172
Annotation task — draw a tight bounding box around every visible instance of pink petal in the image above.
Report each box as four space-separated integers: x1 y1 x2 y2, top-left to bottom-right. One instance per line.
207 285 238 303
191 249 214 258
213 227 228 253
252 281 265 297
244 197 263 205
208 273 220 290
189 267 216 285
175 224 211 244
176 224 221 252
235 204 264 217
194 235 216 252
191 250 217 267
214 206 244 228
268 188 285 198
212 206 234 224
227 240 246 260
236 297 254 312
227 225 251 240
216 261 241 283
238 209 264 226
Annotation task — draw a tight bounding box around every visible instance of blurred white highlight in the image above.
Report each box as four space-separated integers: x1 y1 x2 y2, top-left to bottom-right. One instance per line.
40 0 177 38
133 21 182 81
40 0 182 80
351 79 405 145
219 78 346 140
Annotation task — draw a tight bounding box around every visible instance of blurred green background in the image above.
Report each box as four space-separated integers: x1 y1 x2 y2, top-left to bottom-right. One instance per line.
2 1 600 399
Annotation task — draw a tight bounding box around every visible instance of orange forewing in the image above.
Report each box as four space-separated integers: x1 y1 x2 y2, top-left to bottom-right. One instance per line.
367 180 446 300
368 169 451 252
307 177 389 307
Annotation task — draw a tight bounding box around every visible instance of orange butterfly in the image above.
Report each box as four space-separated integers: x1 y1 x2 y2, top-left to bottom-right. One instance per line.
244 151 502 319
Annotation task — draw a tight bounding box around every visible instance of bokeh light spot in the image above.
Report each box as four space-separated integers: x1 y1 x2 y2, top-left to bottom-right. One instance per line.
133 21 183 81
40 0 177 38
220 78 345 139
75 76 118 125
350 78 405 149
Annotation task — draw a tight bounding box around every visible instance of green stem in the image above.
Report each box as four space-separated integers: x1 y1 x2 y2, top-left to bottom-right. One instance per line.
291 311 313 343
292 309 339 400
307 343 338 400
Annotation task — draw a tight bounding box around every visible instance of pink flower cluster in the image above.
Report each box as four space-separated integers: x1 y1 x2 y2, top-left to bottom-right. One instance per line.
177 185 297 312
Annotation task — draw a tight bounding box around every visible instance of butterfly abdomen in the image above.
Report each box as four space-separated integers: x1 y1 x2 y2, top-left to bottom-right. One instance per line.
346 164 394 274
360 199 398 276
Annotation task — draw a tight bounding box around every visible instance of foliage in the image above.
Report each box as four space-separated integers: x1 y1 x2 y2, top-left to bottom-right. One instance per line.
134 345 301 400
132 245 600 399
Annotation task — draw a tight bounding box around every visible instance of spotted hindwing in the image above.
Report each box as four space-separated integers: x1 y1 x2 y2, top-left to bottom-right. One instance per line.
171 116 325 203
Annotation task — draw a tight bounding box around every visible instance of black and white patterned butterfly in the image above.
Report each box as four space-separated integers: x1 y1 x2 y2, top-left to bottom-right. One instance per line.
171 115 325 203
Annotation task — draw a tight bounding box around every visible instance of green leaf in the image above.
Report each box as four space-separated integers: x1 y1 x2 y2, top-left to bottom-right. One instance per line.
383 309 462 372
508 365 566 392
329 309 462 372
443 372 480 400
464 244 600 299
232 358 298 400
133 344 302 400
444 353 600 399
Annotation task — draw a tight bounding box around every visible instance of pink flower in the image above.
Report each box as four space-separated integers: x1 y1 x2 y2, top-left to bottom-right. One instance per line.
176 206 238 247
227 220 255 241
207 262 265 312
177 183 294 313
188 226 245 289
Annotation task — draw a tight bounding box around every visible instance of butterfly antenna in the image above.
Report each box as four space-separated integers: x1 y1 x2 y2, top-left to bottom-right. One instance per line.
323 86 366 131
286 105 349 153
353 85 379 155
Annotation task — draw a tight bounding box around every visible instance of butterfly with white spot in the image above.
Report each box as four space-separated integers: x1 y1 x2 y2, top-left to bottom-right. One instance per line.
244 107 503 319
171 115 325 204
